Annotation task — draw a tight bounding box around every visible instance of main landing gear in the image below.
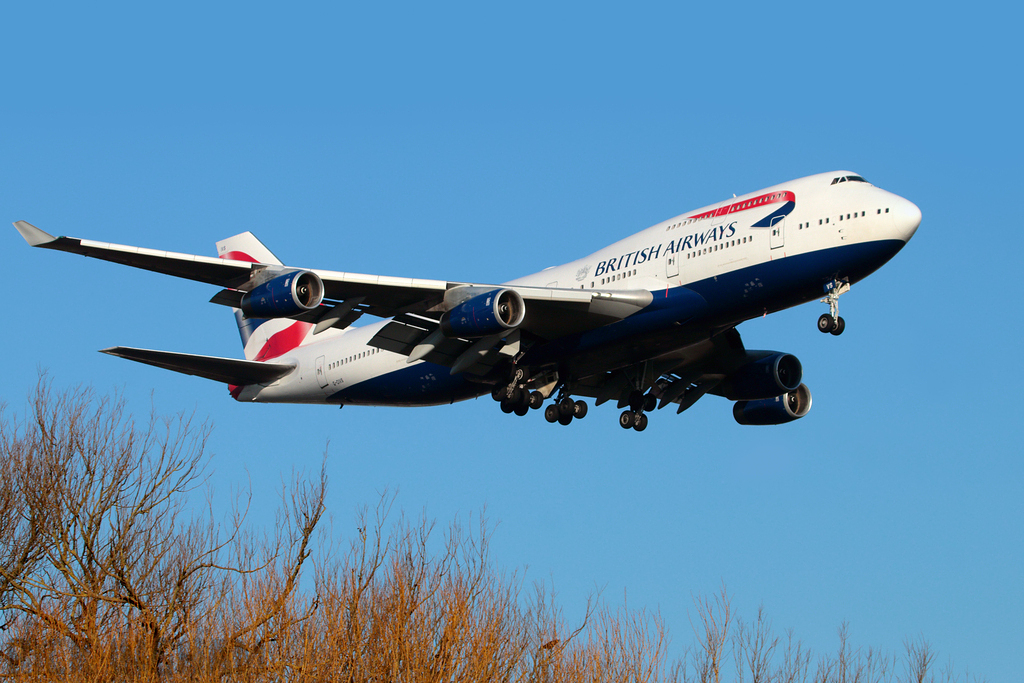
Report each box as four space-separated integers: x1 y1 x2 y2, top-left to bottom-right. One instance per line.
493 367 545 416
817 278 850 336
618 390 656 432
543 395 588 426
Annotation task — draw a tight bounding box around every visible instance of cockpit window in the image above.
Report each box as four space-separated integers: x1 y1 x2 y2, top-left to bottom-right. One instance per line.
831 175 869 185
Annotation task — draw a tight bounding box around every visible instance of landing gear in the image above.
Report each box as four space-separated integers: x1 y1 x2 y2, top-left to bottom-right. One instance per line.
496 367 547 418
619 410 648 431
817 313 846 335
541 389 588 426
620 397 652 432
818 278 850 335
621 388 656 431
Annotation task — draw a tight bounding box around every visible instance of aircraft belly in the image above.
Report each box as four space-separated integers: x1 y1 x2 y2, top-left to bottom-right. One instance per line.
558 238 907 378
327 361 484 407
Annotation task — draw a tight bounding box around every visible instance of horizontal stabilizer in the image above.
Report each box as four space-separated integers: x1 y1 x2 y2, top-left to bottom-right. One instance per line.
100 347 295 385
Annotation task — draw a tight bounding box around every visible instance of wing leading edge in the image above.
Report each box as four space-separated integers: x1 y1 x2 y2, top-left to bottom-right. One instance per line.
100 347 295 385
14 222 654 338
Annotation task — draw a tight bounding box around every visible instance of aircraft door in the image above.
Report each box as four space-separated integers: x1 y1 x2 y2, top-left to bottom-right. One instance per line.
666 254 679 278
770 216 785 249
315 355 328 389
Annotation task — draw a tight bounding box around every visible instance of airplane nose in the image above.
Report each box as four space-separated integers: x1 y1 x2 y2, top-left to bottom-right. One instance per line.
892 198 922 242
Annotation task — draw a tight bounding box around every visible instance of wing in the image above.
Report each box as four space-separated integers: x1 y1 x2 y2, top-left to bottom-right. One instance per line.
15 221 653 341
100 347 295 385
570 328 748 413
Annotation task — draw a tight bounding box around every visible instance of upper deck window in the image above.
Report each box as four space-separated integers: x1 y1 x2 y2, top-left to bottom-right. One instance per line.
831 175 869 185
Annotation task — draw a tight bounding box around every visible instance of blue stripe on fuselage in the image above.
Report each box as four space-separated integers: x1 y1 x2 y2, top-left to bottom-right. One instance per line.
330 239 906 406
327 361 480 407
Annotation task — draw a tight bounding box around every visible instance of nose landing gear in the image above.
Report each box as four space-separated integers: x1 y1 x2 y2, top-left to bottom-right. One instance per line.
818 278 850 336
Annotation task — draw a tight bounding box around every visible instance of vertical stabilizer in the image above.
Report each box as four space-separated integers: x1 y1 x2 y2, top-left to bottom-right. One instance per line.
215 232 314 361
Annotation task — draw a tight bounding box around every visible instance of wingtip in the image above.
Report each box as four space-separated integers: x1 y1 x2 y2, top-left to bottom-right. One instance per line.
13 221 56 247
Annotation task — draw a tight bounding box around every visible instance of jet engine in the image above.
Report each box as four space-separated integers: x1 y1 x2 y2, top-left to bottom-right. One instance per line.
240 270 324 318
440 288 526 338
717 352 802 400
733 384 812 425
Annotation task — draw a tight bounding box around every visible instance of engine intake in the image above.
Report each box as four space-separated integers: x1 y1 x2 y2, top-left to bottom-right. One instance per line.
440 288 526 338
719 352 803 400
241 270 324 318
733 384 812 425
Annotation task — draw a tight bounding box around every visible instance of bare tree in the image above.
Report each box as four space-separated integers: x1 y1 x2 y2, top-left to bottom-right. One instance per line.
0 379 984 683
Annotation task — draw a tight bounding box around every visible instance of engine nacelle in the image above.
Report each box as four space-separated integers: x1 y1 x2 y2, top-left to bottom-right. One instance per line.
440 288 526 338
719 352 802 400
240 270 324 318
733 384 812 425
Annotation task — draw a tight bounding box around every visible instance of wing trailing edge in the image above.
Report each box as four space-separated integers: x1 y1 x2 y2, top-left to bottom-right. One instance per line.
100 347 295 385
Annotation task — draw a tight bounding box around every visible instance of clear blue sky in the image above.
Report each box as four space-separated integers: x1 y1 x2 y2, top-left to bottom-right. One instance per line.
3 2 1021 679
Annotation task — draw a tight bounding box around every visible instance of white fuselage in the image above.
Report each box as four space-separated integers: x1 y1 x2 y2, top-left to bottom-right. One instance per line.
237 171 920 406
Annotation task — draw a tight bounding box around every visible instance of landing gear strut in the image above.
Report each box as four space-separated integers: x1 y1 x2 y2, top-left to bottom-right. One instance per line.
818 278 850 336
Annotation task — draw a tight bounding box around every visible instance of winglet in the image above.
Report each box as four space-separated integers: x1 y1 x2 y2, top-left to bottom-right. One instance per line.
13 221 57 247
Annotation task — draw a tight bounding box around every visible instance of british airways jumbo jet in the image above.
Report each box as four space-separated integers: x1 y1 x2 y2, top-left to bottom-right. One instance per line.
14 171 920 431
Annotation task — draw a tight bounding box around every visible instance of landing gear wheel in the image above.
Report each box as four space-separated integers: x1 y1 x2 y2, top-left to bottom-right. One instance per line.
544 404 559 423
817 314 835 333
573 400 588 419
492 386 505 402
628 391 645 412
619 410 635 429
558 396 576 418
830 316 846 336
633 413 649 432
643 393 657 412
529 391 544 409
513 404 530 417
500 399 516 414
558 413 574 426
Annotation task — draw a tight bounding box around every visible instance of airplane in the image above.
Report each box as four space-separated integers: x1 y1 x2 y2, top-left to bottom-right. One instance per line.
13 170 920 431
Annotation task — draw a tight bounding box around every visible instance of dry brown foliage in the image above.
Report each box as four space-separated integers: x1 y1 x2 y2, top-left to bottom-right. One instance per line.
0 380 982 683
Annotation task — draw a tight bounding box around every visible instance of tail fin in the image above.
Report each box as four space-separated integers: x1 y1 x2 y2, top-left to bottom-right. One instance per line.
216 232 315 361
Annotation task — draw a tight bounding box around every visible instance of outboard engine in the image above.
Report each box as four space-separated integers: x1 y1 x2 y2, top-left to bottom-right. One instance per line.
733 384 812 425
718 352 802 400
241 270 324 318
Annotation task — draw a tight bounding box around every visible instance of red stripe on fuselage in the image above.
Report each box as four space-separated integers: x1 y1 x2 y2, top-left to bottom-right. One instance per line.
688 190 796 221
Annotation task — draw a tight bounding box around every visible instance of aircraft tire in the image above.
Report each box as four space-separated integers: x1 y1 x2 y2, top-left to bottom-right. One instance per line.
619 410 635 429
529 391 544 409
830 316 846 336
558 396 575 417
514 404 530 417
573 400 588 419
500 399 516 414
558 413 574 426
544 404 560 423
634 413 649 432
817 314 835 333
643 393 657 412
